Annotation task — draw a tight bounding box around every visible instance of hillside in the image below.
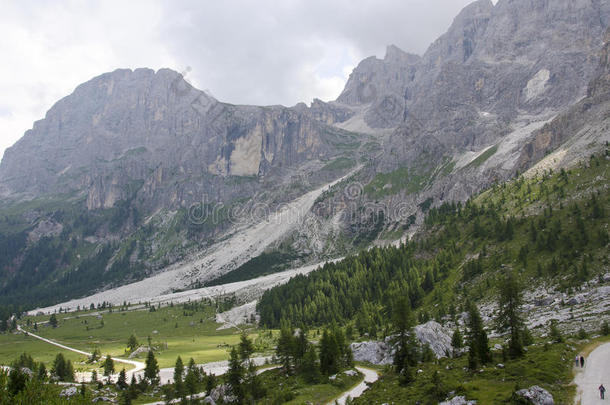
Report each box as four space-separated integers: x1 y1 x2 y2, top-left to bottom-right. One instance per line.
259 150 609 330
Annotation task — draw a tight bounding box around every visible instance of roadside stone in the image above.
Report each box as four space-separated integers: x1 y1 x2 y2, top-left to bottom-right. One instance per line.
59 386 78 397
514 385 554 405
439 395 477 405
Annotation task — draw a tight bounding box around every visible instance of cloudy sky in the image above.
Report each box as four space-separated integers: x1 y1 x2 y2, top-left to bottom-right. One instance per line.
0 0 476 160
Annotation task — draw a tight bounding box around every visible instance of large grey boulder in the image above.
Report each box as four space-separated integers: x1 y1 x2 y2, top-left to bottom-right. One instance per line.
439 396 477 405
351 320 454 365
414 321 453 358
350 340 394 365
514 386 554 405
59 386 78 398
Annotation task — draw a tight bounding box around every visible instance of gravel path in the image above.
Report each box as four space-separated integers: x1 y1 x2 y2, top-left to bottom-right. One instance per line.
328 366 379 405
17 325 145 382
574 342 610 404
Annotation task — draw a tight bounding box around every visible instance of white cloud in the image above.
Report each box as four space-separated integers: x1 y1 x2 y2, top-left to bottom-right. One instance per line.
0 0 474 160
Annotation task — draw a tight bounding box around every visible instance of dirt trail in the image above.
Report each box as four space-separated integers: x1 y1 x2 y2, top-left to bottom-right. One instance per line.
573 342 610 404
16 325 145 382
328 366 379 405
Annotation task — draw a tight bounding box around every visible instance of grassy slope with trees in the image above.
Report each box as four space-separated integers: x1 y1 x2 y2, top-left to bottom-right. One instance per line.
255 151 609 403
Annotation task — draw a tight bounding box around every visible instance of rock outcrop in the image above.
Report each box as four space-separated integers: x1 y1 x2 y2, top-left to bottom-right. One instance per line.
414 321 453 358
350 339 394 366
518 28 610 171
439 396 477 405
514 386 554 405
350 320 454 365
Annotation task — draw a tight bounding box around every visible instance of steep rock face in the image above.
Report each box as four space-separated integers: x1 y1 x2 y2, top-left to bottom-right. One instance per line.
337 45 420 128
518 28 610 170
0 69 338 210
391 0 610 160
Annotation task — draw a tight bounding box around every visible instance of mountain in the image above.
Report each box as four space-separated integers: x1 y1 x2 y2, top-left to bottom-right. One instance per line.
0 0 609 310
0 68 359 209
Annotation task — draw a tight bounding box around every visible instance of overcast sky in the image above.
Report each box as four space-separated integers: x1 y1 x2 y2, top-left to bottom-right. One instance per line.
0 0 476 160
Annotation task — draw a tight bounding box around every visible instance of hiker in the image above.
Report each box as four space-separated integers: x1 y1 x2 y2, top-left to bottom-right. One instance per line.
580 355 585 368
575 355 580 367
600 384 606 400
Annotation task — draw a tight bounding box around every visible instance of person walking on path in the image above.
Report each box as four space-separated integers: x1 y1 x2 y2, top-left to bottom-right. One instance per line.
575 355 580 367
580 355 585 368
600 384 606 400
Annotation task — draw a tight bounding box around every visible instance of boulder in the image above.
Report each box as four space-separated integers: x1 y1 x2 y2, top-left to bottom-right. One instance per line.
92 397 115 403
514 386 554 405
128 346 150 359
567 295 585 305
351 320 454 365
414 321 453 358
59 386 78 398
210 384 236 403
439 395 477 404
349 340 393 365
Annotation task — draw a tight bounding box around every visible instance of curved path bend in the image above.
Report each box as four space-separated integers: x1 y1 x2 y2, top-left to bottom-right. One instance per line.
16 325 145 382
328 366 379 405
573 342 610 405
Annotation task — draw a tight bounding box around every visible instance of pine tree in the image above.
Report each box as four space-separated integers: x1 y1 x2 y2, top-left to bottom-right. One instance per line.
144 350 159 385
227 347 244 402
276 322 296 374
319 329 339 376
103 355 115 376
117 368 127 389
49 313 58 328
184 365 198 397
173 356 185 399
302 345 321 383
52 353 67 381
238 332 254 361
495 272 527 358
549 320 563 343
466 302 491 369
451 328 463 352
391 296 417 385
37 362 47 381
127 334 139 351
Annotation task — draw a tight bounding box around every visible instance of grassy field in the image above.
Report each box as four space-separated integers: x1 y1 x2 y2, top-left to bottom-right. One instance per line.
256 368 363 405
4 303 247 369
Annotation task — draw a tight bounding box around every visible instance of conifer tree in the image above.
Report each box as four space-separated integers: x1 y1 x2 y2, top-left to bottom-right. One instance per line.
117 368 127 389
49 313 58 328
466 301 491 369
173 356 185 399
302 345 321 383
103 355 115 376
276 322 296 374
127 334 138 351
319 329 339 376
227 347 244 402
144 350 159 385
495 272 527 358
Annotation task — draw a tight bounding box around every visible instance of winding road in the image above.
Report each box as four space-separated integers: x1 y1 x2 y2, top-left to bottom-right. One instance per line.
16 325 145 382
329 366 379 405
574 342 610 404
17 324 379 404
